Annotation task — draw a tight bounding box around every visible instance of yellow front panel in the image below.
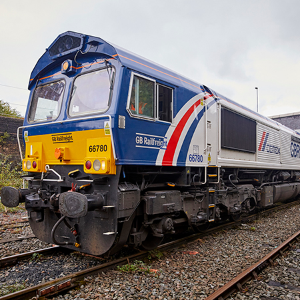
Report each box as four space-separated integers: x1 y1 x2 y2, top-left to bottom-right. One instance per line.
23 129 116 174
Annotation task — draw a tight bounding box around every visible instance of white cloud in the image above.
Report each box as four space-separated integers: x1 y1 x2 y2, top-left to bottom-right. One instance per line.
1 0 300 118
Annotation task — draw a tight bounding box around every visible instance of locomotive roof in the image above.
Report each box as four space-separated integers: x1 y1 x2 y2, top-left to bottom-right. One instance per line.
29 31 203 94
29 31 300 138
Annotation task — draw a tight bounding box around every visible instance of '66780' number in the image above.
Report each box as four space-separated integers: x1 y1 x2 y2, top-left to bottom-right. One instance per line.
89 145 108 152
189 154 203 162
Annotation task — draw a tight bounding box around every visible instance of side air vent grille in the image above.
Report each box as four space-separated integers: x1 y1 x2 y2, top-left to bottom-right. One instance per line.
49 34 83 58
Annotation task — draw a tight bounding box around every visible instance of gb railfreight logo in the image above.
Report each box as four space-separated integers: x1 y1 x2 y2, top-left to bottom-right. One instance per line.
258 131 280 154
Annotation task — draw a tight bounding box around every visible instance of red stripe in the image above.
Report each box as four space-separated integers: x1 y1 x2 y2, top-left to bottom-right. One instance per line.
162 99 204 166
258 131 266 151
162 94 213 166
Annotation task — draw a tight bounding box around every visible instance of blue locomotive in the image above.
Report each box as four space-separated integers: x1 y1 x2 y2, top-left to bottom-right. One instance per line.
2 31 300 255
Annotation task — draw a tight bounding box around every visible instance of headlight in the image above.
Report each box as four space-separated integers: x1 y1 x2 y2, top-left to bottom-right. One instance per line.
93 159 101 171
26 160 31 170
101 160 106 170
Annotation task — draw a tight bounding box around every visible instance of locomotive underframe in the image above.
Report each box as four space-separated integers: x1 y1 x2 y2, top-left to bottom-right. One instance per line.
2 164 300 255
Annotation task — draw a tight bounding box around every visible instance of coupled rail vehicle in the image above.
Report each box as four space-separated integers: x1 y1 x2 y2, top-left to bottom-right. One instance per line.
2 31 300 255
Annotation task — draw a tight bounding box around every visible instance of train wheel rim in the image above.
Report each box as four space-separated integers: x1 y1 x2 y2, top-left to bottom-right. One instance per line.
141 234 164 251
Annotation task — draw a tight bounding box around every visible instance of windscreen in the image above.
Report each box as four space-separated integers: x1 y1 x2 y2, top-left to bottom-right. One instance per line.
69 68 114 116
28 80 65 122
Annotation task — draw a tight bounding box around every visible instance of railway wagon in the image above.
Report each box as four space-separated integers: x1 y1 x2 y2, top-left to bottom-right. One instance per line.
2 31 300 255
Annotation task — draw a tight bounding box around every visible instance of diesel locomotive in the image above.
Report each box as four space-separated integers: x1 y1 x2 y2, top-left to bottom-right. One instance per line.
2 31 300 255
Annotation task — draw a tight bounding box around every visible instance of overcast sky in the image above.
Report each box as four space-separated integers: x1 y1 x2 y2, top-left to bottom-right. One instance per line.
1 0 300 118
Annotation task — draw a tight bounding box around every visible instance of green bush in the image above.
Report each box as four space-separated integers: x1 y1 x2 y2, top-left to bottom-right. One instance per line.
0 154 24 190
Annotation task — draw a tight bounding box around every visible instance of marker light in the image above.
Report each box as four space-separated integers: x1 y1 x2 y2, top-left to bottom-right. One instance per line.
85 160 92 170
61 59 75 74
101 160 106 170
32 161 37 169
26 160 31 170
93 159 101 171
62 61 69 71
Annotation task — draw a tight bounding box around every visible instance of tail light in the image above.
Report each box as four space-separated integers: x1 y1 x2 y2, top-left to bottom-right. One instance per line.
85 160 92 170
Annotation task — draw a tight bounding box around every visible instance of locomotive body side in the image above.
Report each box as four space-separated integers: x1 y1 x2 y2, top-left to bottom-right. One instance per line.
2 31 300 256
218 96 300 171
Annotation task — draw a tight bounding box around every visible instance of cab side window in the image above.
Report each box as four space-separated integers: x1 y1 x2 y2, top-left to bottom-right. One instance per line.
130 76 154 118
158 84 172 122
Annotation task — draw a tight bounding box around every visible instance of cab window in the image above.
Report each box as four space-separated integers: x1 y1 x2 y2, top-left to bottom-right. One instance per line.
157 84 172 122
128 74 173 122
28 80 65 122
129 75 155 118
69 68 114 116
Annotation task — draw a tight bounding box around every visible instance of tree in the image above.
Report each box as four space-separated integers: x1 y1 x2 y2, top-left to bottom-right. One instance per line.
0 100 21 118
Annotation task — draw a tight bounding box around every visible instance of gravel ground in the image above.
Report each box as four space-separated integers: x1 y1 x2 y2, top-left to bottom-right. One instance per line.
0 238 51 258
0 251 106 296
230 243 300 299
0 210 51 258
46 203 300 300
0 210 27 225
0 210 29 241
1 204 300 299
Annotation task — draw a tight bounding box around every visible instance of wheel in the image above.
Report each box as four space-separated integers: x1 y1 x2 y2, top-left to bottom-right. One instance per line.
192 222 210 233
141 234 164 251
230 213 241 222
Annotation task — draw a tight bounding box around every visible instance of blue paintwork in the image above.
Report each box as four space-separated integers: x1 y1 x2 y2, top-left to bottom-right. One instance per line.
24 31 208 167
25 31 300 167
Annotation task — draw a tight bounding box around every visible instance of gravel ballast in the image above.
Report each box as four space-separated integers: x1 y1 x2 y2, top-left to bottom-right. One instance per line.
0 210 51 258
1 204 300 299
49 204 300 300
230 242 300 299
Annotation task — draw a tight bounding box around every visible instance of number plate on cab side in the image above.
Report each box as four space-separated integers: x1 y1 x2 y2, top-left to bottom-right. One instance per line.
86 137 111 158
85 137 115 174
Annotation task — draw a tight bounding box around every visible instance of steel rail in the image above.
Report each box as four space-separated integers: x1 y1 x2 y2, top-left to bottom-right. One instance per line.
0 220 28 227
205 229 300 300
0 220 250 300
0 246 61 269
0 234 35 245
0 223 29 230
1 199 299 299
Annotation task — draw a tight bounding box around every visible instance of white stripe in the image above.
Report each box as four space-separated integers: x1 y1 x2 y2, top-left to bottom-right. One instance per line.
173 104 205 165
155 92 207 166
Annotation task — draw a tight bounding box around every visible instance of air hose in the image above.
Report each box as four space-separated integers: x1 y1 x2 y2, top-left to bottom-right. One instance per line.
51 215 80 247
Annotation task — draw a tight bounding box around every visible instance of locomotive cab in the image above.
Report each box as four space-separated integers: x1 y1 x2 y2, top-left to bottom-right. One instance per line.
2 32 123 255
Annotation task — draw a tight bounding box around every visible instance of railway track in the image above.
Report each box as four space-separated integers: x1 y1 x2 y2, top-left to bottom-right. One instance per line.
0 217 34 246
0 234 35 245
206 230 300 299
1 199 299 300
0 246 62 269
0 221 29 232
